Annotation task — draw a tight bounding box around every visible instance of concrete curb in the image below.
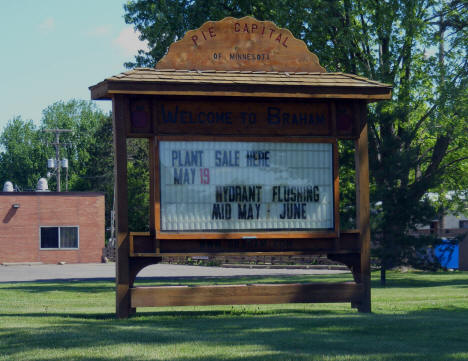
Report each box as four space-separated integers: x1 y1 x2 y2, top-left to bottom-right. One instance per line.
221 264 349 270
1 262 43 266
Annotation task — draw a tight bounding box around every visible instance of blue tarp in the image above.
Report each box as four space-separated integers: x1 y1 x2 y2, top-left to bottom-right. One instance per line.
434 238 459 269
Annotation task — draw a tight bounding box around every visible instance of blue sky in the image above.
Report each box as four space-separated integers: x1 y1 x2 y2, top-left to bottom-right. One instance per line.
0 0 149 132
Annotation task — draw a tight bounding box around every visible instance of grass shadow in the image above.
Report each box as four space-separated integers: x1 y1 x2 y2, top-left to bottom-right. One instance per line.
0 307 342 321
134 273 354 286
371 271 468 289
2 271 468 360
0 274 354 294
0 280 114 294
1 306 468 361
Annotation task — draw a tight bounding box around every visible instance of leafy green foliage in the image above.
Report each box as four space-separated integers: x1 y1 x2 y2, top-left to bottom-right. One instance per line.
0 100 116 235
40 100 110 191
338 140 356 230
123 0 315 68
1 2 465 270
0 116 47 190
127 138 150 232
124 0 467 276
0 100 113 194
0 99 153 234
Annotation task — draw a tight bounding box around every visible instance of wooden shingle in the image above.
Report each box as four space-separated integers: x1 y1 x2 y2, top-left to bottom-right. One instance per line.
90 68 392 101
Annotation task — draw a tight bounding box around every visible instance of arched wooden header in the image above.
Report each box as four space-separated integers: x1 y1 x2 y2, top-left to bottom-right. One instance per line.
90 17 391 318
157 16 325 72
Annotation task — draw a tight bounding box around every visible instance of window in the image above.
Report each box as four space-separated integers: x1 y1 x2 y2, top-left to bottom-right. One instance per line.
40 227 79 249
460 220 468 229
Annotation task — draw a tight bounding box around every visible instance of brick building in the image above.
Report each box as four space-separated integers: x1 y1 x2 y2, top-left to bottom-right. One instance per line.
1 192 105 264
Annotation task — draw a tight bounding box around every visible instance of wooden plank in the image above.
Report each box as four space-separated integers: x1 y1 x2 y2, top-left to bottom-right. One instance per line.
355 122 371 313
117 78 386 87
131 282 363 307
157 135 336 143
89 81 109 100
129 98 152 134
330 101 337 137
126 130 360 140
129 231 360 255
149 137 156 239
133 251 356 257
154 137 161 234
110 70 386 85
156 232 338 240
333 140 340 236
90 69 392 101
106 78 391 90
130 232 156 256
154 99 331 137
113 94 132 318
105 87 392 101
353 101 361 137
335 100 357 138
132 253 160 257
128 98 360 139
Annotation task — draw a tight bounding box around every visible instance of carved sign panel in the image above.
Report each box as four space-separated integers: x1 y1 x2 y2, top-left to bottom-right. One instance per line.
155 100 330 136
156 16 326 72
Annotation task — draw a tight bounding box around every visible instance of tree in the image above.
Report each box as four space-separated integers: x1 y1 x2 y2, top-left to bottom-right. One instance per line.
0 116 47 190
334 1 468 283
0 99 154 236
123 0 312 68
123 0 467 281
41 100 122 237
127 138 150 232
40 100 110 191
72 112 115 237
0 99 118 231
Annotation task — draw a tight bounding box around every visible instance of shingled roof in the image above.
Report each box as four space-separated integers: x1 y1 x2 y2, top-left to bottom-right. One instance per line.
90 68 392 101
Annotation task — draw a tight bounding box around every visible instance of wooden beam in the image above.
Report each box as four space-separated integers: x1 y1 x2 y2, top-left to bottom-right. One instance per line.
129 231 361 255
333 140 340 236
105 88 392 101
113 95 132 319
156 231 338 240
131 282 363 308
132 251 357 257
148 137 157 255
99 79 393 99
355 121 371 312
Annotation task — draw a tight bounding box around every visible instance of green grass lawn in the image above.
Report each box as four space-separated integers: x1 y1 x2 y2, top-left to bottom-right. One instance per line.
1 271 467 361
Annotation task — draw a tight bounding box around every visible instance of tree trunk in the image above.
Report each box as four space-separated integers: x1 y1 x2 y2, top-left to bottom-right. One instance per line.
380 266 386 287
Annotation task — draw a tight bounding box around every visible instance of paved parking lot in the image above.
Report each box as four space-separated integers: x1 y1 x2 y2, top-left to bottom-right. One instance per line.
0 263 348 282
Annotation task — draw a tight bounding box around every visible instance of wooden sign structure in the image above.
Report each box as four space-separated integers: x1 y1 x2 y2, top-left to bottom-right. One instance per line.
90 16 392 318
156 17 325 72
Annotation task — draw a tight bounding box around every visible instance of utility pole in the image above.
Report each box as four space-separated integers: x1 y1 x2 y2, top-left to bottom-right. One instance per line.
44 129 72 192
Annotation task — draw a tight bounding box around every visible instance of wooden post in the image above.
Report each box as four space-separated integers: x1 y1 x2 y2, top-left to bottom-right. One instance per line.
149 137 156 234
355 121 371 312
113 95 133 318
149 137 159 253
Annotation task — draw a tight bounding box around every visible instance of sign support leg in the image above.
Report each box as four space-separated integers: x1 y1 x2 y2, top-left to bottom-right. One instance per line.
113 95 134 318
355 123 371 312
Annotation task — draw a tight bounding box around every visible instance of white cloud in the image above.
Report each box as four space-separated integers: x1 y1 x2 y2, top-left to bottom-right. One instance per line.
88 25 112 37
39 17 54 32
113 27 149 56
